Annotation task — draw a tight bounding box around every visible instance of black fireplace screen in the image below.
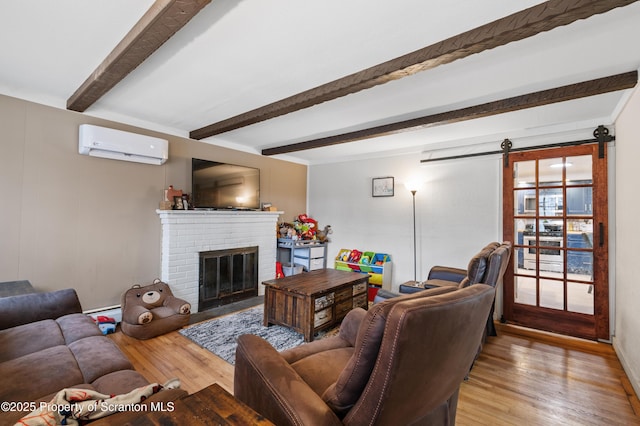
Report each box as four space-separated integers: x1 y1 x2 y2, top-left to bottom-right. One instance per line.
199 246 258 311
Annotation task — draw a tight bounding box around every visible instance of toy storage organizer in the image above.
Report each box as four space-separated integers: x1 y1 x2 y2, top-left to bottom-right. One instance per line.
277 238 328 275
335 249 393 301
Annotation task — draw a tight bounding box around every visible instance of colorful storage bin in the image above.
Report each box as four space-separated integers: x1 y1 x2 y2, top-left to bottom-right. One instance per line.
334 249 393 301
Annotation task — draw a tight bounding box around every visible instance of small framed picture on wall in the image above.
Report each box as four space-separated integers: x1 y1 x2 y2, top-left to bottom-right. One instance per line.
372 177 394 197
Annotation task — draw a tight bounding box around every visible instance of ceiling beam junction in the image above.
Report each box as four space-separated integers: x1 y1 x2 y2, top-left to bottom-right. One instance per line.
190 0 638 140
261 71 638 156
67 0 211 112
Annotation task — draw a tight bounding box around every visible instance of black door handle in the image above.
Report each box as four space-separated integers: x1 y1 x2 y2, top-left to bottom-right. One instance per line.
599 222 604 247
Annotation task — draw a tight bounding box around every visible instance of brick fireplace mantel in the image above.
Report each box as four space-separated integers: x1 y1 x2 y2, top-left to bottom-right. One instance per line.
156 209 283 312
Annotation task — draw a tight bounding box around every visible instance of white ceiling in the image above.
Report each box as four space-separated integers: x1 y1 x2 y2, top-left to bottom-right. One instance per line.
1 0 639 165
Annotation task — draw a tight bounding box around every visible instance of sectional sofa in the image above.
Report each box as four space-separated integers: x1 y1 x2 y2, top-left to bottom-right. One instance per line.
0 287 186 425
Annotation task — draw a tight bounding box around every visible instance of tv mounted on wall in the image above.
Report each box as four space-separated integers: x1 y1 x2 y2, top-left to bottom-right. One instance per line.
191 158 260 210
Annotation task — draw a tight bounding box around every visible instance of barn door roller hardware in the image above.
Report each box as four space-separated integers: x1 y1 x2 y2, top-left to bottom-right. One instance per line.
419 125 615 166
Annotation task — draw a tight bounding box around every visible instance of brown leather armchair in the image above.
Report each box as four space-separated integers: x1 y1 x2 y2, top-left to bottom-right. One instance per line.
400 241 502 293
234 284 496 426
481 242 512 336
378 242 512 338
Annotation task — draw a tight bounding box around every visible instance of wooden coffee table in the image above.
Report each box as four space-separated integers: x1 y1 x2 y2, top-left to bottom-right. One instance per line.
262 269 369 342
128 383 273 425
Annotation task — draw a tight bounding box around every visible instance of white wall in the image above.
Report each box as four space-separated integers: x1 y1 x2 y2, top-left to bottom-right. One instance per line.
308 153 502 295
309 122 639 396
0 95 307 310
613 84 640 396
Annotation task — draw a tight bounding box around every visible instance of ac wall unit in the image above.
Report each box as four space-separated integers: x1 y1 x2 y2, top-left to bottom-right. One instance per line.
78 124 168 165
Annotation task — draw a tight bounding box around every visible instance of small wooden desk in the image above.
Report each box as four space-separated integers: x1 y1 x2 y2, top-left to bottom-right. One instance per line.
262 269 369 342
128 383 273 425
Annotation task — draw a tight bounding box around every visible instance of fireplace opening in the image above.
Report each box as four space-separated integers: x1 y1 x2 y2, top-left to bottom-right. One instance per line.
199 246 258 311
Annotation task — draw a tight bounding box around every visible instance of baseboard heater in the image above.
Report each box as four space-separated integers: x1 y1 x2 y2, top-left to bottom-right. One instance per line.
83 305 123 324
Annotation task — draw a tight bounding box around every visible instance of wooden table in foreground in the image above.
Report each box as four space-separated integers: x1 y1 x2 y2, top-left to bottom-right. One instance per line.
263 269 369 342
128 383 273 425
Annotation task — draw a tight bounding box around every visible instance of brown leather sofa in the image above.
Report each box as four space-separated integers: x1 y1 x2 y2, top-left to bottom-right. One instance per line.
377 241 512 337
0 287 187 425
400 241 504 292
234 284 495 425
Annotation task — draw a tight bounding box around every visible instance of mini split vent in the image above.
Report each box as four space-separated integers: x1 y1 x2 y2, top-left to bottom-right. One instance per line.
78 124 168 165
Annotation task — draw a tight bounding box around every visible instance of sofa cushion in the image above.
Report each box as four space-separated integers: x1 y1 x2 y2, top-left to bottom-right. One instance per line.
291 347 355 397
91 369 151 395
466 248 491 284
56 313 103 344
0 345 84 403
423 278 461 288
0 289 82 330
483 243 512 287
321 298 397 416
426 266 468 282
0 319 65 363
68 336 134 383
281 332 353 365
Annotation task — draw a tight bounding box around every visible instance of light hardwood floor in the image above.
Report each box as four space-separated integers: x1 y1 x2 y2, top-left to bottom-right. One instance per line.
109 320 639 425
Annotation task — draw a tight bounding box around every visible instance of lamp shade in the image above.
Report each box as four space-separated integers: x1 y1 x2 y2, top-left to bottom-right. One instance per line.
404 180 422 193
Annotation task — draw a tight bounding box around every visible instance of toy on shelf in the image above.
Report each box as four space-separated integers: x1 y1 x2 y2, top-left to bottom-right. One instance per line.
279 214 328 241
316 225 333 242
337 249 351 262
349 250 362 263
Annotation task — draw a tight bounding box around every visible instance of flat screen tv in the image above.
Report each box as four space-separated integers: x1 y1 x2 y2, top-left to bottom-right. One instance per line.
191 158 260 210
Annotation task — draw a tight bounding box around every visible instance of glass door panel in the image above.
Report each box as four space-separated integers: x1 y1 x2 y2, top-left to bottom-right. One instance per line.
539 157 564 186
514 275 536 306
567 282 594 314
514 160 536 186
540 279 564 310
539 188 563 217
566 155 593 184
566 187 592 215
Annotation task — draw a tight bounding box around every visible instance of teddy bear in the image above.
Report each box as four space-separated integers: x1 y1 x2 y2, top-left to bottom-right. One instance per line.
121 279 191 339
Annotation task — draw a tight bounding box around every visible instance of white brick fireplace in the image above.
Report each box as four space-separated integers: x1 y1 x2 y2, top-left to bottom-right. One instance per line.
156 210 282 312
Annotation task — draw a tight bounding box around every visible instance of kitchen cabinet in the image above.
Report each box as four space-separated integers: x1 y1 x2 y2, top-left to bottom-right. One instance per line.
567 187 593 215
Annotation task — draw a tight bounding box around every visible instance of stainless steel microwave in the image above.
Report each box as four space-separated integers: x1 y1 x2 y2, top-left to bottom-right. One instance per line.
524 193 563 215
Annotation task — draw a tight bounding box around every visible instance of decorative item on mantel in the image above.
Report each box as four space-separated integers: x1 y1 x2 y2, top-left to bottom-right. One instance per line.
261 202 278 212
159 185 185 210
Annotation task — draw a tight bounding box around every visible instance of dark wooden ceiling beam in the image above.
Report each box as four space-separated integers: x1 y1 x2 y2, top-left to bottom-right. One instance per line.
190 0 638 140
67 0 211 112
261 71 638 156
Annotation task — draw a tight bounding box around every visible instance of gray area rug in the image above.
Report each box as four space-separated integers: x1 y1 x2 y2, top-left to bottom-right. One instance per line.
179 305 306 365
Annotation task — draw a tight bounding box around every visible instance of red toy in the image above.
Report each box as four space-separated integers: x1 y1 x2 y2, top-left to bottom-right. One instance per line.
92 315 117 335
349 250 362 263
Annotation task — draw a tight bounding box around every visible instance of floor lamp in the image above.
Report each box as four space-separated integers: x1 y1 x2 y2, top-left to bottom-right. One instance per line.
405 184 418 282
411 189 417 281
